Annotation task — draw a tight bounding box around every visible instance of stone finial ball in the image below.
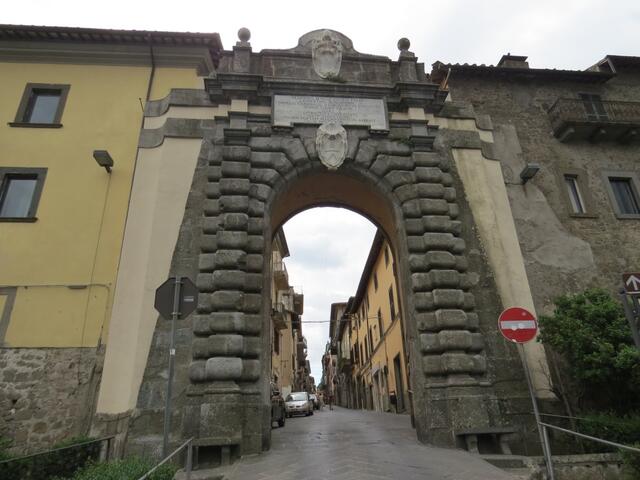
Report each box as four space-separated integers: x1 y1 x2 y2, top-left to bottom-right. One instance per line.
238 27 251 42
397 37 410 51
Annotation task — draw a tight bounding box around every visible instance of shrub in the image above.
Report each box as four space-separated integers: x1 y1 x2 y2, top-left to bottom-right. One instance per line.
572 412 640 453
538 289 640 412
0 436 100 480
64 456 177 480
621 444 640 479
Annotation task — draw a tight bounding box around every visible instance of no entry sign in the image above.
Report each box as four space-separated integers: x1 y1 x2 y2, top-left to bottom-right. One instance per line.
498 307 538 343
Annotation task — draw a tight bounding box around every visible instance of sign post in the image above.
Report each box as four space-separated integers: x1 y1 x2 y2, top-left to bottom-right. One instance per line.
498 307 554 480
621 273 640 350
154 276 198 458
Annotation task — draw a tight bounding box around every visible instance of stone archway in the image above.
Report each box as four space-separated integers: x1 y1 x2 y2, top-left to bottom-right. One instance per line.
101 28 551 461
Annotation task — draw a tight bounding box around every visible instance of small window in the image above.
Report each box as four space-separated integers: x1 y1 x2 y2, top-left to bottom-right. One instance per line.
373 272 378 291
579 93 608 121
384 246 390 266
564 175 585 214
0 168 47 221
610 178 640 215
388 286 396 321
11 83 70 127
377 309 383 339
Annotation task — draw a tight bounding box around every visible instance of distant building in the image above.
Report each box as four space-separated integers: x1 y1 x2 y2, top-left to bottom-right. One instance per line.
270 229 305 398
331 230 409 414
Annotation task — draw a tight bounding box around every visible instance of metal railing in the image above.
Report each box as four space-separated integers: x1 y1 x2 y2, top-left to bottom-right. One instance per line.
137 437 194 480
548 98 640 130
0 436 114 479
529 413 640 480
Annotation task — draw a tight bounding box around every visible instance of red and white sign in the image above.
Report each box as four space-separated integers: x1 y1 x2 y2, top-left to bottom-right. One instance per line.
498 307 538 343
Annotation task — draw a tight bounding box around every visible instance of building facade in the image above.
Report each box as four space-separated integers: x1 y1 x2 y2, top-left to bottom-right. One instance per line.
2 23 638 463
0 24 221 453
331 230 409 415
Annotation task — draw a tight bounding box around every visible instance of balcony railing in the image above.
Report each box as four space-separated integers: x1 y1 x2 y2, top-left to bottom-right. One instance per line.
547 98 640 142
271 302 287 330
273 261 289 289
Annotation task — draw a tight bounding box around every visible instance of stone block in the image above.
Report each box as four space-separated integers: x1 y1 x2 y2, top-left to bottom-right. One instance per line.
385 170 415 189
407 235 425 253
429 270 460 288
442 172 454 186
245 254 264 273
212 271 246 290
204 183 221 199
452 238 466 254
203 217 220 234
200 234 217 253
220 195 249 213
199 253 216 272
433 289 465 308
196 273 214 292
244 273 263 293
221 161 251 178
370 154 413 177
448 203 460 219
216 231 248 249
220 178 251 195
211 291 243 310
222 213 249 231
214 250 247 270
394 184 419 203
405 218 425 235
247 235 264 253
463 293 476 310
248 199 265 216
207 167 222 182
435 309 468 329
455 256 469 272
241 359 261 381
203 199 219 216
420 199 450 215
354 140 377 167
205 357 243 380
197 293 213 313
423 216 453 233
250 168 280 186
189 361 206 382
417 183 445 199
415 167 442 183
249 184 271 202
243 294 262 313
222 146 250 160
412 152 441 167
247 218 264 234
423 232 456 251
443 187 457 202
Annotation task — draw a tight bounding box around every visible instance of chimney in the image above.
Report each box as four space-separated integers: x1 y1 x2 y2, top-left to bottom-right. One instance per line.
498 54 529 69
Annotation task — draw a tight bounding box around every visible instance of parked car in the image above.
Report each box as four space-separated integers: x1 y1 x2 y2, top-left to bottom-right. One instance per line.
285 391 313 417
271 383 286 428
309 393 320 410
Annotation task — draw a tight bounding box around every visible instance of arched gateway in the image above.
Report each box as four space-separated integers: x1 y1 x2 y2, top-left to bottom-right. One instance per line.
94 29 552 461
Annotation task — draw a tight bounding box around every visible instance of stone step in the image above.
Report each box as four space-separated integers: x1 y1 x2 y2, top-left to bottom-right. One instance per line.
481 454 529 469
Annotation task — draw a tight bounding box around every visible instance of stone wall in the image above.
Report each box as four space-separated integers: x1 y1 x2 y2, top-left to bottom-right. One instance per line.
0 347 102 454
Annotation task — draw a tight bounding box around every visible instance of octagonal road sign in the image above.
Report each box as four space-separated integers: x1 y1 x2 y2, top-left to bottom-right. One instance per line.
154 276 198 320
498 307 538 343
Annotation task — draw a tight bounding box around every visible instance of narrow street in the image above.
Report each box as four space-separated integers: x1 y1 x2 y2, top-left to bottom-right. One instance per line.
223 407 515 480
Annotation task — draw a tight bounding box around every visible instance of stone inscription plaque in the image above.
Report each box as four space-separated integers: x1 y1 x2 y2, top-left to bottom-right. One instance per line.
273 95 388 130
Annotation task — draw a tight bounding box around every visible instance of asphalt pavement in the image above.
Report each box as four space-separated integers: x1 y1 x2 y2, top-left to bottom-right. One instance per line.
221 406 516 480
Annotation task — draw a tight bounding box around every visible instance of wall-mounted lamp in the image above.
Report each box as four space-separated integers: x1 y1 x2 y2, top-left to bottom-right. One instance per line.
519 163 540 184
93 150 114 173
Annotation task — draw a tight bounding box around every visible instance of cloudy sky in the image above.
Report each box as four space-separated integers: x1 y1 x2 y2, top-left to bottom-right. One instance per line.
6 0 638 379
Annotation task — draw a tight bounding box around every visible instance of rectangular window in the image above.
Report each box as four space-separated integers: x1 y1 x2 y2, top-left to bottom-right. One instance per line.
610 178 640 215
12 83 70 127
377 309 384 341
0 168 47 221
373 272 378 291
580 93 608 121
388 286 396 321
368 327 373 353
564 175 585 214
384 246 390 266
273 328 280 354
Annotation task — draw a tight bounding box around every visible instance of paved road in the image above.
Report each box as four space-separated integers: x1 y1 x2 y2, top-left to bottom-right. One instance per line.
223 406 515 480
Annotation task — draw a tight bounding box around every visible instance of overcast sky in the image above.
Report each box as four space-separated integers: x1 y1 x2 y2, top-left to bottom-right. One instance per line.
6 0 639 380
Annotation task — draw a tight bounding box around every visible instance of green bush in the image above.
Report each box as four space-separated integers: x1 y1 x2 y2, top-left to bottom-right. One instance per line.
0 436 14 461
621 444 640 479
0 436 100 480
63 456 177 480
538 289 640 412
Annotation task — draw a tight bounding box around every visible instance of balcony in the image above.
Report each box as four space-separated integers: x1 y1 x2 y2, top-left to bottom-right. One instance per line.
548 98 640 143
293 292 304 315
271 302 287 330
273 261 288 290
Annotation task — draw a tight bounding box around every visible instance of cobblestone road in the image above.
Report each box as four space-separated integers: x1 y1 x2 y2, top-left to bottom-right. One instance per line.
223 406 515 480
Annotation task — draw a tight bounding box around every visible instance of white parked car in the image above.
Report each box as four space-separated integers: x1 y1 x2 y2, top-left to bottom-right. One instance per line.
285 391 313 417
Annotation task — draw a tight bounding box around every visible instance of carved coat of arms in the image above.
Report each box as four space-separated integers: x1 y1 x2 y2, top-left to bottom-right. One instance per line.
311 30 343 78
316 123 347 170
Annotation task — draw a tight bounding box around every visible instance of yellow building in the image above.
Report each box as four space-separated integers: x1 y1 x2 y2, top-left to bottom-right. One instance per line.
0 24 221 453
343 229 409 414
270 230 305 398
